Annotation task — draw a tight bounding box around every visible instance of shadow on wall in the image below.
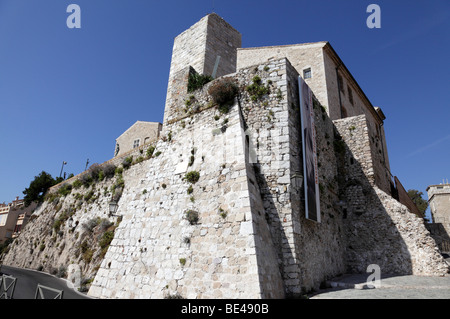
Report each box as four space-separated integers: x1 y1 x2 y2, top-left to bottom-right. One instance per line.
332 118 414 275
426 223 450 253
244 95 427 297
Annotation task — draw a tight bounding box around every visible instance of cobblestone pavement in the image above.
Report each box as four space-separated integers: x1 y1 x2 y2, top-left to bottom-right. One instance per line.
310 273 450 299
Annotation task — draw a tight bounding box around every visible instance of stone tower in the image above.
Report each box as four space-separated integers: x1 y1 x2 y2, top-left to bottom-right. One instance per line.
163 13 242 125
427 184 450 224
426 184 450 252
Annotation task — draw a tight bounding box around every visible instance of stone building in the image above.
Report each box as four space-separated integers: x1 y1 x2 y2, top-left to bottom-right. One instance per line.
114 121 162 157
0 197 36 244
427 184 450 252
428 184 450 224
3 13 448 299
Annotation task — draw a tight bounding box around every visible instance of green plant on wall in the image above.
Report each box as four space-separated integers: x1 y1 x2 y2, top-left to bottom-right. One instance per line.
184 171 200 184
188 72 213 92
246 75 270 101
208 78 238 113
185 210 199 225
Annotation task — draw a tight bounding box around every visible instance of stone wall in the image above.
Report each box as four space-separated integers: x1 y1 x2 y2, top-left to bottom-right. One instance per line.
89 68 284 298
236 58 347 294
334 115 449 276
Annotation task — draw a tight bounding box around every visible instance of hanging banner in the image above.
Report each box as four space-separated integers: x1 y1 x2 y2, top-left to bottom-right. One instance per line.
299 77 321 222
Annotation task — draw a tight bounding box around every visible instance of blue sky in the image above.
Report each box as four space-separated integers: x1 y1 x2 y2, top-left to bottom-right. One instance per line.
0 0 449 219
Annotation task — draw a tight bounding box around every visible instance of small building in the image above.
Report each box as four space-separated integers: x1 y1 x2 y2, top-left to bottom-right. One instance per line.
427 183 450 224
114 121 162 157
0 197 36 244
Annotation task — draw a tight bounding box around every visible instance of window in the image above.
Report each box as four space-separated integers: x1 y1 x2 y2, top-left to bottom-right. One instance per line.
133 139 140 149
348 85 354 105
0 213 8 226
303 68 312 79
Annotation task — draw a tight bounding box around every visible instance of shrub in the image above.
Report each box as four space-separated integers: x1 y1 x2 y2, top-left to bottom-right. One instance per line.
135 156 144 164
58 183 72 197
122 156 133 169
82 248 94 264
102 163 116 178
99 218 113 232
115 166 123 176
147 146 155 158
80 173 93 188
184 171 200 184
246 76 269 101
188 72 213 92
99 231 115 249
84 190 95 202
88 164 102 181
208 78 238 108
82 218 99 233
72 179 83 189
185 210 199 225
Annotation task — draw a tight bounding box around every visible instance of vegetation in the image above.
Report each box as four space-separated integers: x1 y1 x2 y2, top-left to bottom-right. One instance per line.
23 171 59 206
185 210 199 225
122 156 133 169
407 189 429 218
208 78 238 113
245 75 270 101
147 145 156 158
188 72 213 92
184 171 200 184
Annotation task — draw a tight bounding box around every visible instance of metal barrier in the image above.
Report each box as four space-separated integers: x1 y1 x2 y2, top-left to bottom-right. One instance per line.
35 284 64 299
0 275 17 299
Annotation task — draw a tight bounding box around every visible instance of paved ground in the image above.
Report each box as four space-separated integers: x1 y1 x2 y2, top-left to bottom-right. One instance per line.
1 265 92 299
310 273 450 299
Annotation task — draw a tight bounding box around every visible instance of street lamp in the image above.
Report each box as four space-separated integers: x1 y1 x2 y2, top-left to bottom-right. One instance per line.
109 201 119 217
59 161 68 179
291 173 304 190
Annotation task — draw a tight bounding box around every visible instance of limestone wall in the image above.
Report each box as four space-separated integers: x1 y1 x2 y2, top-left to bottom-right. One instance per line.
89 74 283 298
334 115 449 276
235 58 347 294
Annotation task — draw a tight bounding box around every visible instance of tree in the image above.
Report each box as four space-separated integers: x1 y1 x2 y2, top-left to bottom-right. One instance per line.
407 189 428 218
23 171 57 206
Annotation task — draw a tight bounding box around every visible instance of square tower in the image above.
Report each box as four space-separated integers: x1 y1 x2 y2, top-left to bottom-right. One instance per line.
163 14 242 125
427 184 450 224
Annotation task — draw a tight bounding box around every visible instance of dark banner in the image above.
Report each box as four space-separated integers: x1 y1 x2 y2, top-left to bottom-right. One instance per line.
299 77 320 222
